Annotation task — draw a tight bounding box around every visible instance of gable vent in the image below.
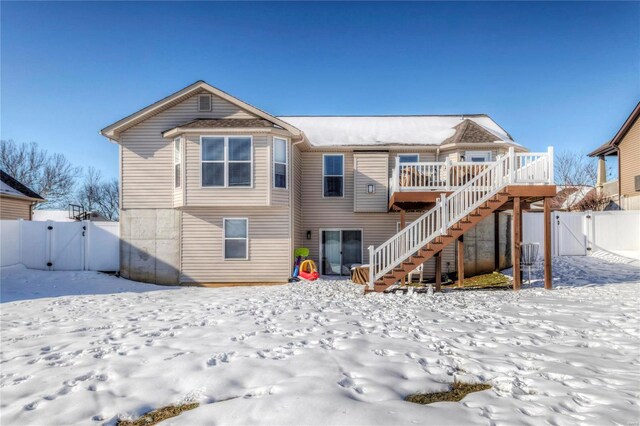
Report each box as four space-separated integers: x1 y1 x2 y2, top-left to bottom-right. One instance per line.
198 94 212 112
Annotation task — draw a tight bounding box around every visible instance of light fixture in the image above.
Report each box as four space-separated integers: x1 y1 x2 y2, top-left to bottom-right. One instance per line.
367 184 375 194
306 230 312 240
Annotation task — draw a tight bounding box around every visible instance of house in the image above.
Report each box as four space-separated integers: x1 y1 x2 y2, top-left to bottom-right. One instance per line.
101 81 556 290
588 102 640 210
0 170 45 220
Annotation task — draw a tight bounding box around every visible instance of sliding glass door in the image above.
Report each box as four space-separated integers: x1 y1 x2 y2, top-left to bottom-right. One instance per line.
321 230 362 276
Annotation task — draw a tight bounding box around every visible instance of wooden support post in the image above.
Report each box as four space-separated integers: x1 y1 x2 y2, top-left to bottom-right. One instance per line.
435 252 442 292
544 197 552 290
512 196 522 290
400 209 406 286
493 211 500 271
457 235 464 287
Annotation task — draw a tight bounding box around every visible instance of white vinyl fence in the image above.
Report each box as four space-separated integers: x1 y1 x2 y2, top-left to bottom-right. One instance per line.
523 210 640 260
0 220 119 271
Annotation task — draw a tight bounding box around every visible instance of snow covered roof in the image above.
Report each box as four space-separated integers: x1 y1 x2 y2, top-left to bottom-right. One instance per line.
277 115 514 147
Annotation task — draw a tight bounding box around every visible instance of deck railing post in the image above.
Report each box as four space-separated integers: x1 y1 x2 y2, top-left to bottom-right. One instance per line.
508 147 516 184
439 193 448 235
445 158 452 190
547 146 554 184
368 245 375 289
394 156 400 192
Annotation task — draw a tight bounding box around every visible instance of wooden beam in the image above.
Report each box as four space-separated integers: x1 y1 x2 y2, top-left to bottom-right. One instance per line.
457 235 464 287
544 197 552 290
512 196 522 290
435 252 442 292
494 211 500 271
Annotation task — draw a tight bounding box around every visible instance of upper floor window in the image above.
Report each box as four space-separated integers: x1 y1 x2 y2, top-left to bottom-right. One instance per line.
174 137 181 188
465 151 491 162
198 94 212 111
273 137 287 189
398 153 419 163
323 154 344 197
201 136 252 187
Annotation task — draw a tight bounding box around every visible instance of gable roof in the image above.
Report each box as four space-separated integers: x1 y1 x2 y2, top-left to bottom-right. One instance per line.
441 118 509 145
100 81 302 141
276 115 514 147
588 101 640 157
0 170 45 201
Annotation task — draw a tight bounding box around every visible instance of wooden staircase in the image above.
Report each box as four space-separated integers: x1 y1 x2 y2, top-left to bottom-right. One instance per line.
372 192 509 291
367 148 555 293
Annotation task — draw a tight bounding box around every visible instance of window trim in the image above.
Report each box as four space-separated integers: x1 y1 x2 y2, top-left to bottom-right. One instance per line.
273 137 288 190
200 135 254 188
397 153 420 163
198 94 212 112
322 153 345 198
223 218 249 260
464 150 492 162
174 137 182 189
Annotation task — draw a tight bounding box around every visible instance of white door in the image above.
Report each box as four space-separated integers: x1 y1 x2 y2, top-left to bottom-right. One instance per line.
556 213 587 256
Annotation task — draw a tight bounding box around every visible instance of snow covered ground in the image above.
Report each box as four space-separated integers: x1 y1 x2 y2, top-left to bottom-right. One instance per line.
1 255 639 426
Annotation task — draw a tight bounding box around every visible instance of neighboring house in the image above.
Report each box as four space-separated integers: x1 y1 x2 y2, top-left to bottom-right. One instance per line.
0 170 45 220
588 102 640 210
101 81 555 289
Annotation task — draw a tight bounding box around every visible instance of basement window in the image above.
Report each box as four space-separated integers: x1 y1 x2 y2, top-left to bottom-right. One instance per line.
224 218 248 260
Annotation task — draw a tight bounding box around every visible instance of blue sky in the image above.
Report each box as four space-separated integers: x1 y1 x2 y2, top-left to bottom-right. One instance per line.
2 1 638 180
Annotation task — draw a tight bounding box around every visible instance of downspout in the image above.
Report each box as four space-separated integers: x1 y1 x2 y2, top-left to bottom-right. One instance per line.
616 145 622 208
289 136 305 278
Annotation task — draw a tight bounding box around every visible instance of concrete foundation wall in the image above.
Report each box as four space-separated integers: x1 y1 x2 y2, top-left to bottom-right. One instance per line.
461 212 512 277
120 209 181 285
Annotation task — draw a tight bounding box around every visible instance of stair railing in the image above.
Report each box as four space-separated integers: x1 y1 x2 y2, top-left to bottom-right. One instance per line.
369 146 554 288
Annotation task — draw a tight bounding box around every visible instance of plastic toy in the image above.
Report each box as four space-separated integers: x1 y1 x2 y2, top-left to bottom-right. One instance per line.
291 248 310 281
298 259 320 281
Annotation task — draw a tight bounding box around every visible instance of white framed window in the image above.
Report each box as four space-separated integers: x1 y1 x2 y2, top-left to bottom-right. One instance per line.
397 153 420 163
465 151 491 162
223 218 248 260
273 137 288 189
198 94 212 111
174 137 182 188
323 154 344 197
201 136 253 187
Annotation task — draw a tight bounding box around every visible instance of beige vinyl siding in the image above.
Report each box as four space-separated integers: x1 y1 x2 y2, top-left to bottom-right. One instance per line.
354 153 389 212
120 93 257 209
0 196 32 220
184 134 269 206
271 136 290 206
181 207 290 283
301 150 455 277
619 118 640 197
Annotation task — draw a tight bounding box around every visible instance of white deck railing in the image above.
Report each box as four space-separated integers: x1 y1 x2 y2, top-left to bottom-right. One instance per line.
370 147 554 288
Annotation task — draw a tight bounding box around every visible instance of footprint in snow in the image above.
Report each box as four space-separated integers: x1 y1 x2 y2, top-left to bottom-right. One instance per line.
207 352 235 366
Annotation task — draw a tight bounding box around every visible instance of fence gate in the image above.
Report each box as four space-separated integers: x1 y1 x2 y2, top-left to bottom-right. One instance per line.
556 212 587 256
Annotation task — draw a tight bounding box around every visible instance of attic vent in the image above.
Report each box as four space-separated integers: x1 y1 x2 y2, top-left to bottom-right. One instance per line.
198 94 212 112
635 175 640 192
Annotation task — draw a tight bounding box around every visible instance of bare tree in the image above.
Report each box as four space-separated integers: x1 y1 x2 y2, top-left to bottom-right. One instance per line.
75 167 119 220
555 150 609 210
0 139 80 208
